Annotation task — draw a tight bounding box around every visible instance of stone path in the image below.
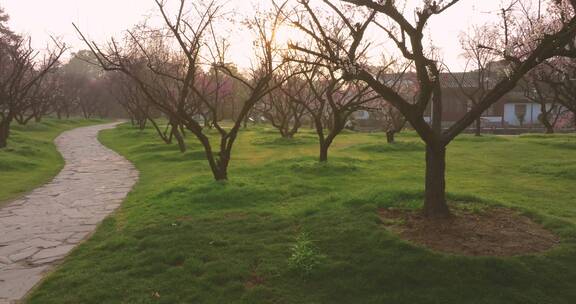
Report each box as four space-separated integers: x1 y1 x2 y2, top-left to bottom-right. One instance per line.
0 123 138 303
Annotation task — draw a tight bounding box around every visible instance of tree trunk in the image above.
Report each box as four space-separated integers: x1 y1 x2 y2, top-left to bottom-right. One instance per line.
213 165 228 181
0 119 10 149
319 132 338 162
280 128 287 138
424 144 451 218
280 127 294 138
195 134 228 181
474 118 481 137
319 143 329 162
0 133 6 149
138 119 147 130
243 115 249 129
386 131 395 144
316 121 342 163
212 149 231 182
214 156 229 181
172 126 186 153
539 103 554 134
287 128 297 138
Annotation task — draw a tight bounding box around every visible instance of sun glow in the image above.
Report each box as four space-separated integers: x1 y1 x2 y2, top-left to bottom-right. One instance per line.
272 25 302 49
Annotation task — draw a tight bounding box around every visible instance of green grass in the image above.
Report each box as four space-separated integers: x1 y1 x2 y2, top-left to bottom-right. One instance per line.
0 118 105 205
27 125 576 304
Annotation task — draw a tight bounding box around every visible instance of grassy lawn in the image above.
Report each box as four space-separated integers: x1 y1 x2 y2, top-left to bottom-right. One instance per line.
0 118 104 205
27 124 576 304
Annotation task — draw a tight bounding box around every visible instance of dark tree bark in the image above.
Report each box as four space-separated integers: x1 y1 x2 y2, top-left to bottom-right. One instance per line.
315 118 345 163
172 124 187 153
386 130 395 144
0 117 11 149
539 102 555 134
474 118 482 137
319 142 329 162
424 145 450 218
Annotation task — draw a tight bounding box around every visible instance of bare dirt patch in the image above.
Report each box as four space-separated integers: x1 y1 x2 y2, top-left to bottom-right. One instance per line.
379 207 560 256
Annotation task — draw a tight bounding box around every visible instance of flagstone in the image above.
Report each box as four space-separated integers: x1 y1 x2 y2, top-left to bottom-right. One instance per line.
0 123 137 303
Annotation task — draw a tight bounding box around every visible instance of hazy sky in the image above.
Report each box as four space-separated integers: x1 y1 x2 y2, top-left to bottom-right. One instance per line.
2 0 525 70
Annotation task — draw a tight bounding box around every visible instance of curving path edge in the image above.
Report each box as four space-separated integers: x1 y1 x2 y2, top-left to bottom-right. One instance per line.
0 123 138 303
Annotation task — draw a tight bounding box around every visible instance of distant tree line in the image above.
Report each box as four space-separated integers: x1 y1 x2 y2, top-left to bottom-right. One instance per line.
0 8 127 148
0 7 64 148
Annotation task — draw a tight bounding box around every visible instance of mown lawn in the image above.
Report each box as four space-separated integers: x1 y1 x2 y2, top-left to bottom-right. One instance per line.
27 124 576 304
0 118 104 205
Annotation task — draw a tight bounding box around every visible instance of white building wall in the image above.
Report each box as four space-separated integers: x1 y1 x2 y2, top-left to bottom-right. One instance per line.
354 110 370 120
482 116 503 123
504 103 543 126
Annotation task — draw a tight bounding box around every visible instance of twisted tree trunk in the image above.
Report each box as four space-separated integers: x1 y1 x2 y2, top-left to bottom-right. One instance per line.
539 103 555 134
171 123 186 153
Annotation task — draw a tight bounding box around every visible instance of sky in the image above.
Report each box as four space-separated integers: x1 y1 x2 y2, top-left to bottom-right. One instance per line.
1 0 535 71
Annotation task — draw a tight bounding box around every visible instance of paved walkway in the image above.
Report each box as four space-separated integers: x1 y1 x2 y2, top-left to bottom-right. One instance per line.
0 123 138 303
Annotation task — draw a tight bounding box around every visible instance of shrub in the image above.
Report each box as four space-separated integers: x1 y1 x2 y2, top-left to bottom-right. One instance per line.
288 232 325 277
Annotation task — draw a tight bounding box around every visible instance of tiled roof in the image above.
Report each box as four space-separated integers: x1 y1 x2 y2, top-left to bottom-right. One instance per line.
379 71 522 91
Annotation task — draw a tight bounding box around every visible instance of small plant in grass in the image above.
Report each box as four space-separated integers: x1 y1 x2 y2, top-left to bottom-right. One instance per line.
456 202 490 215
381 217 406 226
288 232 325 277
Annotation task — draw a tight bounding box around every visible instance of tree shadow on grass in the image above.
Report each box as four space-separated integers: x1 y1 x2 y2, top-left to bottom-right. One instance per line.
354 142 424 153
153 181 290 212
0 158 38 171
520 160 576 180
453 135 509 143
251 135 317 147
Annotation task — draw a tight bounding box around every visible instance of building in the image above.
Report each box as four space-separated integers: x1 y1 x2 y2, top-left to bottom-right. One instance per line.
353 67 574 131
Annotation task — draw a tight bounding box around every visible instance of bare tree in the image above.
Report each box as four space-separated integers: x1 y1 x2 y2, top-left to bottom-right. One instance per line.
290 64 379 162
0 18 66 148
366 63 412 143
51 73 74 119
111 71 193 149
257 68 308 138
449 25 501 136
76 0 293 180
537 57 576 128
522 65 567 133
10 71 59 124
285 0 576 218
372 102 406 143
111 72 152 130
